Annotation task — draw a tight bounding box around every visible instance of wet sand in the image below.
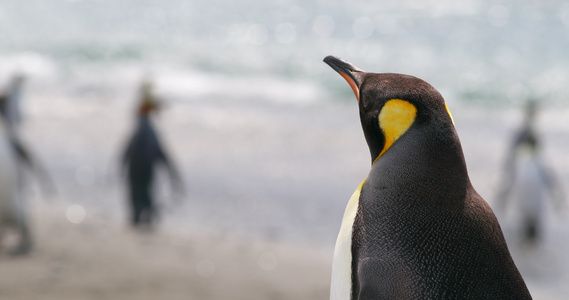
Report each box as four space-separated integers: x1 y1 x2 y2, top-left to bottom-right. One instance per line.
1 202 569 300
0 205 332 300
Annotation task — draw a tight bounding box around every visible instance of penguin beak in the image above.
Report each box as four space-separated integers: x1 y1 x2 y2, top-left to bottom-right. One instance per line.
324 56 365 102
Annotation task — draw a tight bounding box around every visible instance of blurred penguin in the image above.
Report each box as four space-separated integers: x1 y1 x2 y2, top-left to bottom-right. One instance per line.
0 74 55 197
0 74 54 255
496 100 565 246
121 79 184 228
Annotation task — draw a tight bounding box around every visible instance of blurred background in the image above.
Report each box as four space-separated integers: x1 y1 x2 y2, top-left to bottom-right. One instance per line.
1 0 569 299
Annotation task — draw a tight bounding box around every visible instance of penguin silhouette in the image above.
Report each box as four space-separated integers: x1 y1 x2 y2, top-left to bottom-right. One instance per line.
121 80 183 227
0 74 54 255
0 74 53 192
496 100 565 246
324 56 531 299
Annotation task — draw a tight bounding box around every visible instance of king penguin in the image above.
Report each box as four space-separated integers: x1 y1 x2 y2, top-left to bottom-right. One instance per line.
0 74 50 255
324 56 531 299
121 80 183 227
496 100 564 246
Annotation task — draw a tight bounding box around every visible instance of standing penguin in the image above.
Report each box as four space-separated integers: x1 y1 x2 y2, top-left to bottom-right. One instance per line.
324 56 531 299
0 74 51 255
121 80 183 227
496 101 564 246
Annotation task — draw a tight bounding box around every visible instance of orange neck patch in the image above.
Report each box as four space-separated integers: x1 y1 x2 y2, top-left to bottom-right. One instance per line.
339 72 360 102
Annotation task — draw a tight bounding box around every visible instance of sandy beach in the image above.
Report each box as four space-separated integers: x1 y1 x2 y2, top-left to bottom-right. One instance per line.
2 201 568 300
0 202 332 300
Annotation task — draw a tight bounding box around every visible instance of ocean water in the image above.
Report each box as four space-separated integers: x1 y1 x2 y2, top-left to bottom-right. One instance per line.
3 0 569 106
2 0 569 297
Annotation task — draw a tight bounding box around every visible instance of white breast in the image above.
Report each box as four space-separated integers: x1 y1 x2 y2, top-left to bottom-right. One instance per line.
512 154 547 218
330 180 365 300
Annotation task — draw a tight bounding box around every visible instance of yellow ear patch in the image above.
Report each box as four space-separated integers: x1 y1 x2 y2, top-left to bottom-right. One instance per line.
374 99 417 163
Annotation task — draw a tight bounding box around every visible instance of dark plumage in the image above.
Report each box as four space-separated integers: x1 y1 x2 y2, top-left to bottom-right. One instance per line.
121 82 182 226
324 56 531 299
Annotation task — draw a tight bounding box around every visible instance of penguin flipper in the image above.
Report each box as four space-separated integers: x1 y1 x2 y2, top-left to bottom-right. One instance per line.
354 254 414 300
9 135 56 197
541 167 567 211
163 158 185 199
352 263 409 300
156 143 185 199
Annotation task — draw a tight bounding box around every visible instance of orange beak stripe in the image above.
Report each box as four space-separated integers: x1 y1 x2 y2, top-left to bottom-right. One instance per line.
339 72 360 102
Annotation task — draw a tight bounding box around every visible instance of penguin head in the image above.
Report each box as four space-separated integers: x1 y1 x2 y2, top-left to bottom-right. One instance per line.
138 80 161 116
324 55 456 164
